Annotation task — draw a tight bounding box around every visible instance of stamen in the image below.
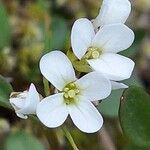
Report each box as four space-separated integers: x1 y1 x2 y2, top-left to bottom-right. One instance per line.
92 50 100 59
75 89 80 94
63 82 80 105
64 87 69 92
64 93 69 98
70 83 75 87
84 47 102 59
68 90 76 98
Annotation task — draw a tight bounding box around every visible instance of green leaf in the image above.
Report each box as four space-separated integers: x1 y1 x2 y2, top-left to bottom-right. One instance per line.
124 143 150 150
45 16 68 52
37 0 47 10
98 89 124 117
98 71 143 117
119 86 150 147
4 131 44 150
0 3 11 49
0 75 13 108
123 71 143 87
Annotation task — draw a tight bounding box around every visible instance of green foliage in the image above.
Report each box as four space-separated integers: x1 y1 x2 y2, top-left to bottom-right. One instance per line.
4 131 44 150
0 3 11 49
98 89 124 117
37 0 47 10
99 72 143 117
0 75 12 109
71 128 99 150
124 143 150 150
45 16 68 52
119 86 150 148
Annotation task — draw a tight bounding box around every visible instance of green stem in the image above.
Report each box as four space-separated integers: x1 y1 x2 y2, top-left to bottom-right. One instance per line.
42 78 62 149
62 125 79 150
43 77 50 96
44 128 61 150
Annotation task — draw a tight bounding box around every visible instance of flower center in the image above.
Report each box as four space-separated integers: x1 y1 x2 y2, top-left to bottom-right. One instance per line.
84 47 102 59
63 83 80 105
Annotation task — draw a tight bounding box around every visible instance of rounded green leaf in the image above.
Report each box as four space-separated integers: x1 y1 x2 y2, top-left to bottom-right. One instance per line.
45 16 68 52
0 75 13 108
124 143 150 150
0 3 11 49
4 131 44 150
119 86 150 147
99 72 143 117
98 89 124 117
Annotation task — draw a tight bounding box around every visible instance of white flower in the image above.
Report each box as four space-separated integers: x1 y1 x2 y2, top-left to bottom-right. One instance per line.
92 0 131 30
71 18 135 88
36 51 111 133
9 83 40 119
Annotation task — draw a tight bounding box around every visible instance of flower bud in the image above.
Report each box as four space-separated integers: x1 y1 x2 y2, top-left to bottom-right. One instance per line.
9 84 41 119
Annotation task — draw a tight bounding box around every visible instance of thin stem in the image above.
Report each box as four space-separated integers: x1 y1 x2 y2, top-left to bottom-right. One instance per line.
62 125 79 150
42 78 62 149
43 77 50 96
98 126 116 150
44 128 61 150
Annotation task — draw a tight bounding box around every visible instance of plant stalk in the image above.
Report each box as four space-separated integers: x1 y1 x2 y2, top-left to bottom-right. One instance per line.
62 125 79 150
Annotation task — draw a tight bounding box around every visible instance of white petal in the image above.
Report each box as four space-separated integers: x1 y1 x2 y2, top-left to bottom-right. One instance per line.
71 18 95 59
10 97 26 111
16 83 40 115
111 81 128 90
68 97 103 133
16 113 28 119
93 0 131 29
75 72 111 101
92 24 134 53
36 93 68 128
88 53 135 81
40 51 76 91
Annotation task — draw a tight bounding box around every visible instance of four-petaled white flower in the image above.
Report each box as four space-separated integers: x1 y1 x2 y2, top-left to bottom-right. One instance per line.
71 18 135 89
9 84 40 119
9 0 135 134
92 0 131 30
36 51 111 133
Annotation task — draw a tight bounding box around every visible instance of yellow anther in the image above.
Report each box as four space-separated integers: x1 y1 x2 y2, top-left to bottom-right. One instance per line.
92 50 100 59
70 83 75 87
64 87 69 92
63 82 80 105
75 89 80 94
84 47 102 59
68 90 76 98
64 93 69 98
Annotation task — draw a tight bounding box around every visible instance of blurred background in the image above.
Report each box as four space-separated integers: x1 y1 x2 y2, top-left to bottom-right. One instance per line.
0 0 149 149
